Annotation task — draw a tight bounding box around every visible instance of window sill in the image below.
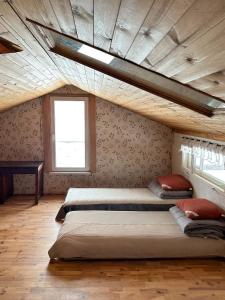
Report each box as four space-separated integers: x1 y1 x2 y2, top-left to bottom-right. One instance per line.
49 171 93 175
193 173 225 194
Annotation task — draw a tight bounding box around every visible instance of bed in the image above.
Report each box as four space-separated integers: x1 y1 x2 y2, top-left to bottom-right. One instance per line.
56 188 177 221
49 210 225 259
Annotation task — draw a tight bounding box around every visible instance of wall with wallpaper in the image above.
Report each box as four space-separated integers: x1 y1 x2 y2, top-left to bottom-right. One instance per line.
0 86 172 194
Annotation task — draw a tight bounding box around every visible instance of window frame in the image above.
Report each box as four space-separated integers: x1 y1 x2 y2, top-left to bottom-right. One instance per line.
43 93 96 174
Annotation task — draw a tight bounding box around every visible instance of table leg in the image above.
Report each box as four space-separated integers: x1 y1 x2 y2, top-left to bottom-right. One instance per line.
35 172 39 205
35 166 44 205
40 167 44 197
0 174 13 203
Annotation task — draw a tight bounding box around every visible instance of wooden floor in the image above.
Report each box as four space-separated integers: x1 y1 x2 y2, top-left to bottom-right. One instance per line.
1 196 225 300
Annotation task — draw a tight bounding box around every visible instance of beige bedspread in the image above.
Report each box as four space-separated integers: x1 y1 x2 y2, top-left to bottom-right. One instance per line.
49 211 225 259
65 188 176 204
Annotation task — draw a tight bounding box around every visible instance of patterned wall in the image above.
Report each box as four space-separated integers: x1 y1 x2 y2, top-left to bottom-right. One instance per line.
0 86 172 194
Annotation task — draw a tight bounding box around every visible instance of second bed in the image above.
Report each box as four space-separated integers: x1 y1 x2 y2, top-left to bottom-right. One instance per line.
56 188 177 221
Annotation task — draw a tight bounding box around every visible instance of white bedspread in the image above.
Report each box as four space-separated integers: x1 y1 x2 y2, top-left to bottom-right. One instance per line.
49 211 225 259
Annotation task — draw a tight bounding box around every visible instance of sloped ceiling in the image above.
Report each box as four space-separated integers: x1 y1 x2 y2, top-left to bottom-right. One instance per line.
0 0 225 139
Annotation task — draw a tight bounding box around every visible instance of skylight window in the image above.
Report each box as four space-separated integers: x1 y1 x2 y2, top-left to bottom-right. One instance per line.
78 45 114 64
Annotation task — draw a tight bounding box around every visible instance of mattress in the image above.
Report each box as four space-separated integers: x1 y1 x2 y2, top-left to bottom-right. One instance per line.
56 188 176 220
49 210 225 259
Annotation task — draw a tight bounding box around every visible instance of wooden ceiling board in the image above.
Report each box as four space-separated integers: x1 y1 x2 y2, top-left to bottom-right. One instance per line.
0 0 224 140
175 49 225 84
49 0 77 37
70 0 93 44
109 0 154 57
145 0 225 67
0 0 66 110
126 0 194 64
151 2 225 86
94 0 121 51
188 78 218 91
0 2 59 74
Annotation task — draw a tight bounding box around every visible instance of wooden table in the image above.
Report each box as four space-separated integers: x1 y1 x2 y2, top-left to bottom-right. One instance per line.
0 161 44 204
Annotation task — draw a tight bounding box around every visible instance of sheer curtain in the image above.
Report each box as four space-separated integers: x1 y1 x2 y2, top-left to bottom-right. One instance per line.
181 137 225 167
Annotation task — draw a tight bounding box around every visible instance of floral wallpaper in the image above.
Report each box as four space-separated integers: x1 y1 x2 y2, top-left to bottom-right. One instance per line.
0 86 172 194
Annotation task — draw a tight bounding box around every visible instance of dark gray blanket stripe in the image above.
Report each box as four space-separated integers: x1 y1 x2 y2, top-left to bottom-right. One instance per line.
56 203 175 221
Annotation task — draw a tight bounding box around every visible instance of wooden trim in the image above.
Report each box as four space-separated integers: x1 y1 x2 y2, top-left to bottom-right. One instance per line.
0 36 22 54
89 95 96 172
48 93 93 97
42 94 96 173
42 95 53 172
175 130 225 143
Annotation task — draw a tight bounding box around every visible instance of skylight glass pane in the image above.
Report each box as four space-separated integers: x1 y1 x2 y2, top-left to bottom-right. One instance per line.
78 45 114 64
54 100 85 168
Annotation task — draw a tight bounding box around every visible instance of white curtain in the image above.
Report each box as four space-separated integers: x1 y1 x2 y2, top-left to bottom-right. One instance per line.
181 137 225 165
180 138 193 155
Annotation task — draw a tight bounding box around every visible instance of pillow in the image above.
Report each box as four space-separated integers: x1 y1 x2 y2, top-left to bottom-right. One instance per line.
148 180 193 199
176 198 225 220
157 174 192 191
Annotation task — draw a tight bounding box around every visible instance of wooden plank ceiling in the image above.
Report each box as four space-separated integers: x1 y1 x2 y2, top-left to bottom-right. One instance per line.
0 0 225 138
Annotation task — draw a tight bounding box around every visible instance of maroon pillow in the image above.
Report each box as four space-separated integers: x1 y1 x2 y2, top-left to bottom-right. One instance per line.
176 198 225 220
157 174 192 191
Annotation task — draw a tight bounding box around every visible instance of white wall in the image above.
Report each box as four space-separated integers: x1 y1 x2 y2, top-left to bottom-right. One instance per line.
172 133 225 210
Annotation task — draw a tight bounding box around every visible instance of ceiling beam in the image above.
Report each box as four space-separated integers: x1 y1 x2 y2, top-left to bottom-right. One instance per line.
0 36 22 54
27 18 225 117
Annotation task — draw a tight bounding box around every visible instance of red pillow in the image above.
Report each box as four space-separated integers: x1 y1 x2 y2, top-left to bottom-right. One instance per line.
176 198 225 220
157 174 192 191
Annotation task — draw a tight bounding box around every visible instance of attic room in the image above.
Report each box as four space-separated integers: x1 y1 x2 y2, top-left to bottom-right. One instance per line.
0 0 225 299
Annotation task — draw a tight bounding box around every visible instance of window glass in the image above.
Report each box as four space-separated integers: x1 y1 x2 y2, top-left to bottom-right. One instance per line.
200 154 225 186
182 150 225 189
182 152 192 170
194 156 201 170
54 100 86 169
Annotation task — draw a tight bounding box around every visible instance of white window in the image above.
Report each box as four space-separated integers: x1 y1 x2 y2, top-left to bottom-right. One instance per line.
181 138 225 189
43 95 96 173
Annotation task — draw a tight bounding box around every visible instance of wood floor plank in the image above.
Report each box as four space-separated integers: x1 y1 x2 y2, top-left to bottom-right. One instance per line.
0 196 225 299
